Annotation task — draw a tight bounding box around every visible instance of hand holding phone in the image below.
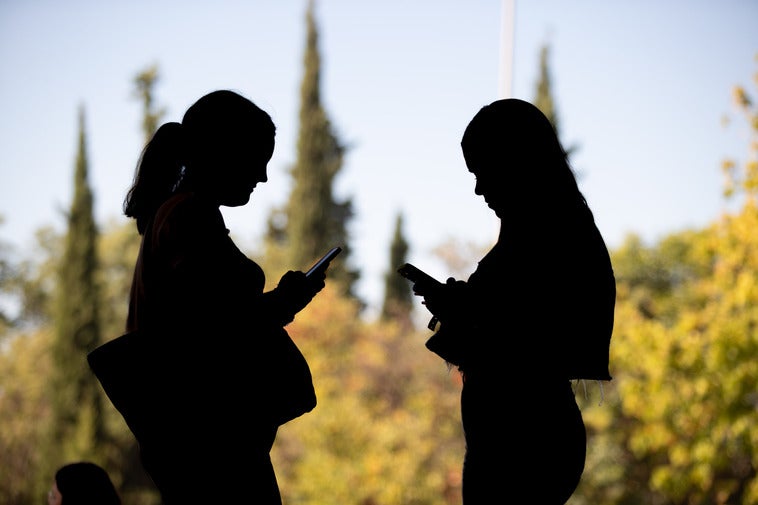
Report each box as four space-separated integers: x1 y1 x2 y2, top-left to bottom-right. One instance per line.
397 263 443 295
306 246 342 278
397 263 446 330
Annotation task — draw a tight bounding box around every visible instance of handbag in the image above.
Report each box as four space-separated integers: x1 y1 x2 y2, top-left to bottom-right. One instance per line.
87 330 160 441
88 324 317 438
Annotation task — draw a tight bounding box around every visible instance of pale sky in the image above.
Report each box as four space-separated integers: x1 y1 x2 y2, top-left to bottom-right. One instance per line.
1 0 756 319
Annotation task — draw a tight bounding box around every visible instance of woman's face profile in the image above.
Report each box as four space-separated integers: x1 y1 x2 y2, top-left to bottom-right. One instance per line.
211 125 274 207
468 159 506 218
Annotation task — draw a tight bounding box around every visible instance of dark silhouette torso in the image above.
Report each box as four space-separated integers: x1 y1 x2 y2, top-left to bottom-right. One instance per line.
427 212 613 504
123 192 313 504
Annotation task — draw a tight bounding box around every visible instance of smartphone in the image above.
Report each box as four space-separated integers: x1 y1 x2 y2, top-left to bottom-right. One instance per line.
398 263 444 330
306 246 342 277
397 263 443 290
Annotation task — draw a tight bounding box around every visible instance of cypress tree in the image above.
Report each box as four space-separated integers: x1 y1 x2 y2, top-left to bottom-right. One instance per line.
534 43 559 131
380 212 413 323
533 42 579 158
283 0 359 299
133 64 165 144
48 105 106 469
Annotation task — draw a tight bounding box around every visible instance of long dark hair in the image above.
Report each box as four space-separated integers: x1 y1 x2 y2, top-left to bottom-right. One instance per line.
123 90 275 234
461 98 589 213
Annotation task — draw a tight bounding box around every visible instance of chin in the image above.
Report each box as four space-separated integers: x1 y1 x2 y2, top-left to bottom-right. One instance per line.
486 202 503 218
223 194 251 207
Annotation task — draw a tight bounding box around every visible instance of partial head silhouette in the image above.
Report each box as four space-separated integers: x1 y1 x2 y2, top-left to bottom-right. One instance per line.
51 461 121 505
124 89 276 233
461 98 583 217
181 90 276 205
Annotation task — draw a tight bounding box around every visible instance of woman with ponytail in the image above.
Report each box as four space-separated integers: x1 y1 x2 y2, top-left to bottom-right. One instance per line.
91 90 325 504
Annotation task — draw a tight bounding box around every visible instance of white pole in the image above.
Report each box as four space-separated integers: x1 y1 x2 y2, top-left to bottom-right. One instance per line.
498 0 515 99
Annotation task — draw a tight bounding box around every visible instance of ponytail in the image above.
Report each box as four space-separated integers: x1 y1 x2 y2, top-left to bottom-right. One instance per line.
123 122 185 234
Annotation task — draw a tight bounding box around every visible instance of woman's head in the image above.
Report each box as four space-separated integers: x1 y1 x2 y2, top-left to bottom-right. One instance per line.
181 90 275 202
124 89 276 233
461 98 584 218
49 462 120 505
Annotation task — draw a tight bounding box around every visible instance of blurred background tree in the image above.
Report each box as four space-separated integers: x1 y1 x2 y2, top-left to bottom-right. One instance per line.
0 0 755 499
265 0 361 303
380 212 413 325
573 54 758 505
133 64 166 146
44 107 109 493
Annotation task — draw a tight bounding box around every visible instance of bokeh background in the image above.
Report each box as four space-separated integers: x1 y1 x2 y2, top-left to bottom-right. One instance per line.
1 1 757 504
1 0 755 314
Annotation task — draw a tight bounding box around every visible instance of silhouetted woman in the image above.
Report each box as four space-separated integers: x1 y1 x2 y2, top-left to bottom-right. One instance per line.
413 99 615 504
90 90 324 504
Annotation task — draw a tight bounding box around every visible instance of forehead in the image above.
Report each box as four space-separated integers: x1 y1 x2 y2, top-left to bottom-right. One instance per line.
215 126 274 152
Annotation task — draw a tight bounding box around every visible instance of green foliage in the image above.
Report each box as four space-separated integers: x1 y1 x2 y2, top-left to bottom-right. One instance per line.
47 106 108 481
5 203 757 503
532 41 579 161
582 58 758 504
11 226 62 327
274 286 465 505
0 219 155 503
0 328 53 504
132 64 165 145
380 212 413 323
276 0 361 301
534 43 558 133
601 209 758 504
2 39 757 505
